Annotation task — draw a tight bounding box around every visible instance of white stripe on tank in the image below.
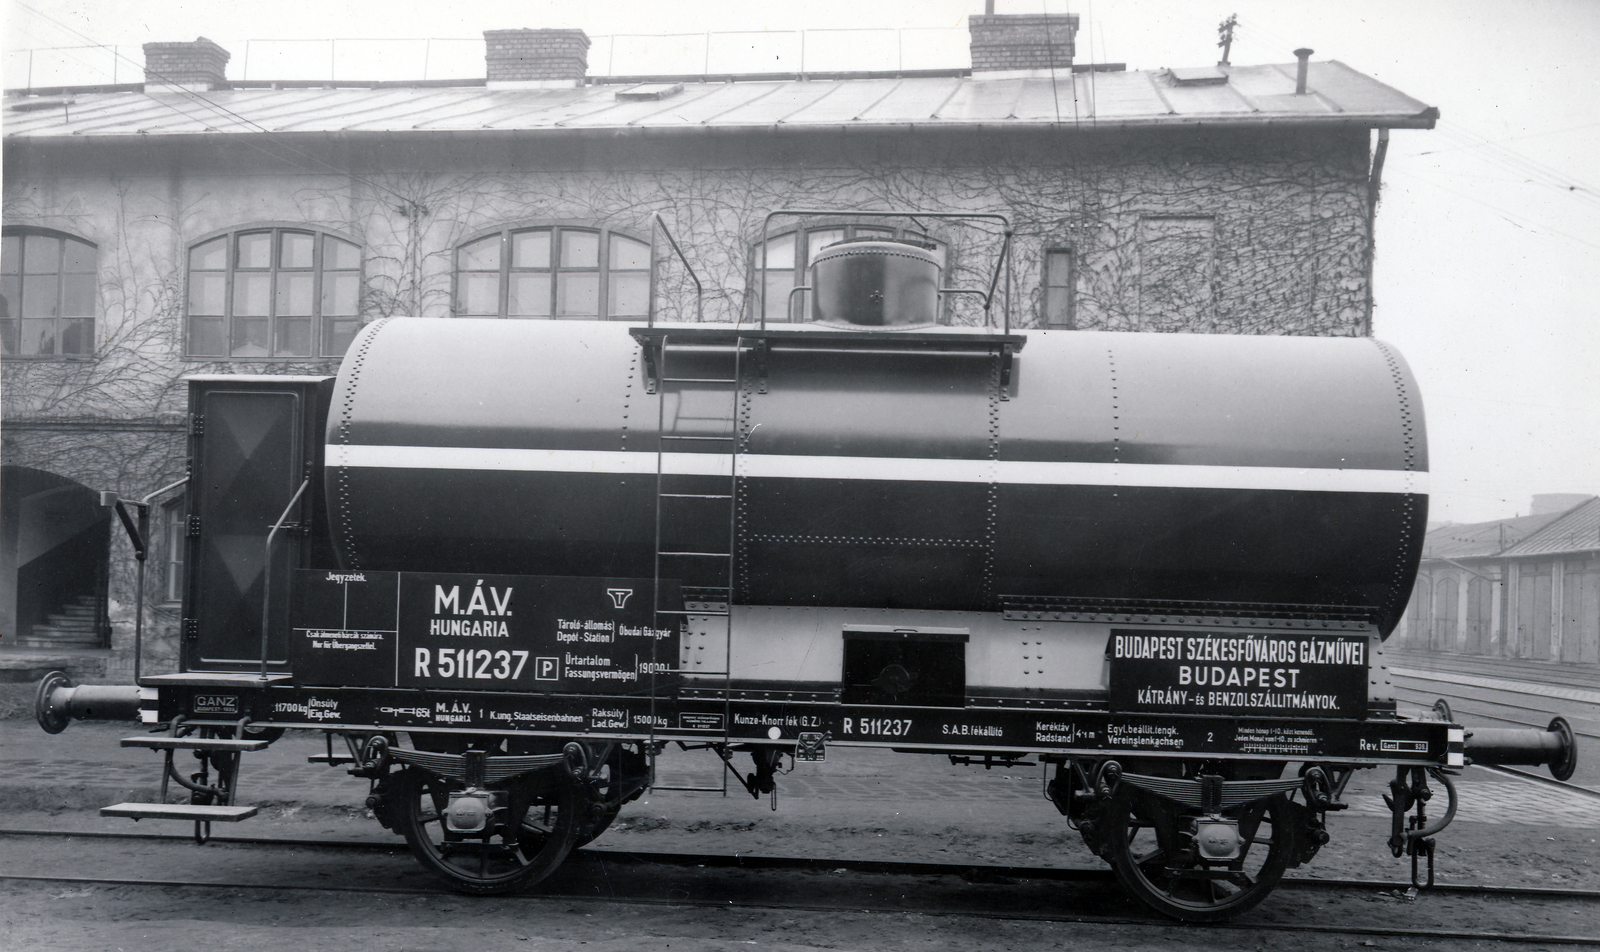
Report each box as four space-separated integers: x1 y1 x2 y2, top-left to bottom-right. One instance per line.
326 444 1427 495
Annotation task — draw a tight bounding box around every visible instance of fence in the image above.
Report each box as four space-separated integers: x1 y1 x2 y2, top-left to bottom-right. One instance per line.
5 28 972 90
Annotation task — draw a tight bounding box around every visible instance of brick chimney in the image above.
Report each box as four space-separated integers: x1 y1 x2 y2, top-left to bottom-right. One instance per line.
142 37 230 90
968 13 1078 77
484 29 590 88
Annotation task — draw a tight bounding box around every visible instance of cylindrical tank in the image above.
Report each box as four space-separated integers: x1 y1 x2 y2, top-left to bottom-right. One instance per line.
326 318 1427 635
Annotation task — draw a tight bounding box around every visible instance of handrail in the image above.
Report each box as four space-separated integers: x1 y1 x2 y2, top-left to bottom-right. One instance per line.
651 213 703 326
102 477 189 686
259 479 310 681
757 209 1014 332
135 477 189 685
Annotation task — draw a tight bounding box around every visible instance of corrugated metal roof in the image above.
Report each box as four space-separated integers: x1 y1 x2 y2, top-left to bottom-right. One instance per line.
1422 513 1565 560
1500 497 1600 557
1421 496 1600 560
3 60 1436 140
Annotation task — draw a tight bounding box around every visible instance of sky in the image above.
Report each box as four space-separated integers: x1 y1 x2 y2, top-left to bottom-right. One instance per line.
3 0 1597 525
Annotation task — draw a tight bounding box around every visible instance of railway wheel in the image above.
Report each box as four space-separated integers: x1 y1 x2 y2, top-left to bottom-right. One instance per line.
1106 790 1292 922
568 745 648 847
572 801 622 848
394 766 581 895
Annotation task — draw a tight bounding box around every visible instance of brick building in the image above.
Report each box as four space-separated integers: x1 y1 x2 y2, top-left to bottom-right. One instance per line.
1 14 1438 678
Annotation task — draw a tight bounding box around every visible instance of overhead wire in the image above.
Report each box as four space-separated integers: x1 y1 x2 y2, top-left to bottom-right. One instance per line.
1384 168 1600 254
1226 14 1600 211
11 1 424 212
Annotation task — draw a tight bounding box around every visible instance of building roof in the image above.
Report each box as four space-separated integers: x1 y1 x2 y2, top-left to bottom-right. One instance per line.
3 60 1437 141
1501 496 1600 558
1422 496 1600 561
1422 513 1566 560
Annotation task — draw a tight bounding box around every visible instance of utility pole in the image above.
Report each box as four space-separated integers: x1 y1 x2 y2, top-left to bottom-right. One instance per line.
1217 13 1237 67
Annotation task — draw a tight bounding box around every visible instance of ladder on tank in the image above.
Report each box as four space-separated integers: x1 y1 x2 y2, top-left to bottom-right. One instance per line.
649 332 742 795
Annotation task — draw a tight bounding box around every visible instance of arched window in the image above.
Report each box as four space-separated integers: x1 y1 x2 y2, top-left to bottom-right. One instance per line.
186 227 363 358
1 227 97 357
455 224 650 320
751 222 947 324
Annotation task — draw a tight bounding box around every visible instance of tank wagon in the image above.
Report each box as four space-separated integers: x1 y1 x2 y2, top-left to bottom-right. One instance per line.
37 211 1577 921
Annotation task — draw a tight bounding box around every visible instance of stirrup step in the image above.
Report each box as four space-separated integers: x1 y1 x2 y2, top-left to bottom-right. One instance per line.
121 736 269 751
101 803 259 821
308 752 357 764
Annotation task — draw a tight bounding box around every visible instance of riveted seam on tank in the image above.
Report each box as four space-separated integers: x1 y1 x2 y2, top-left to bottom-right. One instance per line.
736 344 754 603
332 316 391 570
746 534 985 548
981 347 1002 608
1371 338 1420 632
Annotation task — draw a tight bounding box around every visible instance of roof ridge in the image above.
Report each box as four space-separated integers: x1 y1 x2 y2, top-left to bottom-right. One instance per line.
1497 495 1600 556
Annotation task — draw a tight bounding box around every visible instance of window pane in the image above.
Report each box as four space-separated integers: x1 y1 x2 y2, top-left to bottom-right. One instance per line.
23 235 59 273
556 272 599 317
608 271 648 317
233 273 271 316
324 236 361 270
232 317 269 356
190 237 227 271
807 228 846 265
61 238 95 273
508 273 552 317
236 233 272 269
164 501 186 602
20 275 56 317
760 233 795 271
276 272 314 316
764 272 796 323
189 273 226 315
1 235 19 273
189 316 226 356
276 317 312 356
512 230 551 269
1044 286 1072 327
19 318 55 354
280 232 315 269
1045 250 1072 286
60 318 93 355
322 273 359 316
61 273 95 317
907 233 945 270
610 234 650 271
0 319 16 354
855 227 894 239
323 318 361 356
458 235 500 272
560 230 599 269
458 273 500 315
1 274 21 318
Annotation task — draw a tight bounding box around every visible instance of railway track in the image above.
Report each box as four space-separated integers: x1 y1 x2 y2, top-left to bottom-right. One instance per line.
4 859 1595 945
3 825 1597 898
1390 664 1600 803
3 825 1598 946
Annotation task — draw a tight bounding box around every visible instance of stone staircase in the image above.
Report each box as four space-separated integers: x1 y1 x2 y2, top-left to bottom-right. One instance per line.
15 595 104 648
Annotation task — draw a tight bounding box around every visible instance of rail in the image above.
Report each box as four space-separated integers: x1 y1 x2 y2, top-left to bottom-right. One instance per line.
649 213 703 327
101 477 190 685
757 209 1014 333
259 479 311 680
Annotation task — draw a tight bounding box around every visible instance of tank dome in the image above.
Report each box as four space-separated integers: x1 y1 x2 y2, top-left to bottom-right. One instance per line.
809 239 941 327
